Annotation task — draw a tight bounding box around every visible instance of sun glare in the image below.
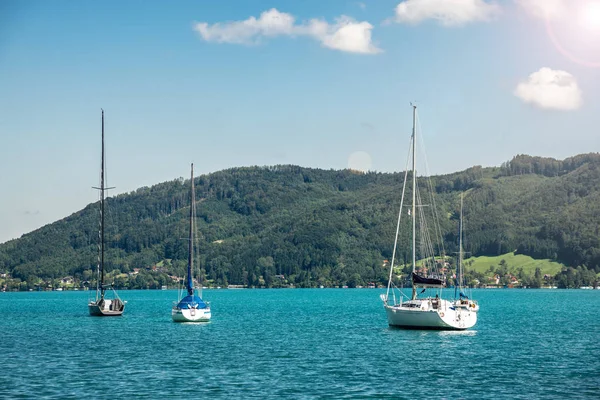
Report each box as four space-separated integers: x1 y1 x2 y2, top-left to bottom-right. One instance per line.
582 1 600 30
347 151 372 173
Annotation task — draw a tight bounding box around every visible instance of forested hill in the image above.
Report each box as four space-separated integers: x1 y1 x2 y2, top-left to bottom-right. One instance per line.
1 153 599 289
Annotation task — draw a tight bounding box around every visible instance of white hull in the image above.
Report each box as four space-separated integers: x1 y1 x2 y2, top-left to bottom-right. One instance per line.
381 108 479 331
172 307 211 322
384 298 477 330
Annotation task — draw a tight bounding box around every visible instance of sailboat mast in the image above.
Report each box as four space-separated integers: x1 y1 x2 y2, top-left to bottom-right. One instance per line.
411 105 417 299
187 163 195 296
458 193 464 292
100 109 105 296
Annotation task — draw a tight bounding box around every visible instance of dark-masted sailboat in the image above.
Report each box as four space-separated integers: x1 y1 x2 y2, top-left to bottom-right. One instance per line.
88 110 125 316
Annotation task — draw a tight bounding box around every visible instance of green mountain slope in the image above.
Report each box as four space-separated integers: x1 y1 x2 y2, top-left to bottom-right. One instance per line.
1 154 599 289
465 252 564 276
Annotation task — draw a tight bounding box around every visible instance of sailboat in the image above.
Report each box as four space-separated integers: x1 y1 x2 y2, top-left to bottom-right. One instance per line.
88 110 126 317
381 105 478 330
172 163 211 322
453 194 479 314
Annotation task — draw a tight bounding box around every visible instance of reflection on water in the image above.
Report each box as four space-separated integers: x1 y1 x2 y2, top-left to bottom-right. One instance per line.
438 329 477 337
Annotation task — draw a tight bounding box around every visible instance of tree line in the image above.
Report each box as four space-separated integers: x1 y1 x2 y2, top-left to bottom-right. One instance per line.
1 154 599 290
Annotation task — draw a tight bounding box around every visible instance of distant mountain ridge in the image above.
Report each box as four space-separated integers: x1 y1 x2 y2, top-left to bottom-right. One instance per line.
1 153 599 289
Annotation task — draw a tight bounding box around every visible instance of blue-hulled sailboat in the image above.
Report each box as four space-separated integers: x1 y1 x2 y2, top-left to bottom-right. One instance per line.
172 163 211 322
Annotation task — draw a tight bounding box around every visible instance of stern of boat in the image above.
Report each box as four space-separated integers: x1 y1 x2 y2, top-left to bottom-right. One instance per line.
88 298 126 317
172 304 211 322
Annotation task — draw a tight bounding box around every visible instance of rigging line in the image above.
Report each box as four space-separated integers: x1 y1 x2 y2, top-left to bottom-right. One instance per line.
416 187 425 261
415 111 447 259
415 187 431 264
427 177 446 259
386 134 413 304
104 193 121 281
192 189 204 297
415 184 442 288
391 280 411 304
413 126 431 268
458 194 474 299
95 175 103 299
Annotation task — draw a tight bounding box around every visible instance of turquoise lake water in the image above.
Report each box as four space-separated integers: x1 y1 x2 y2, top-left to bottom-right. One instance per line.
0 289 599 399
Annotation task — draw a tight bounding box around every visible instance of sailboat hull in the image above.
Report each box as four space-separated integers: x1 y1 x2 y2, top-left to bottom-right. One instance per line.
88 299 125 317
384 299 477 330
171 307 211 322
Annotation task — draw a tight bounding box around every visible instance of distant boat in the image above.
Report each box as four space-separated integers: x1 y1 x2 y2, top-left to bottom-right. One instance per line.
381 105 478 330
88 110 126 317
451 194 479 320
172 163 211 322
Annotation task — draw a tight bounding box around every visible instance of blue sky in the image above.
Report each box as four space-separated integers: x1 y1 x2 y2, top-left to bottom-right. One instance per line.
1 0 599 243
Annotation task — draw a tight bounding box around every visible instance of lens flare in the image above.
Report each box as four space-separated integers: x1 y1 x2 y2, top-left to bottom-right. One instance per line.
545 0 600 68
582 1 600 29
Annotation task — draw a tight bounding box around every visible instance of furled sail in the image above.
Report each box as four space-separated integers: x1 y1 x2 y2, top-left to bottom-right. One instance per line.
412 272 444 288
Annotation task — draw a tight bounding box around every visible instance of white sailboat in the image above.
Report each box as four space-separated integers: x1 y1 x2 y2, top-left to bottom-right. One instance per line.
381 105 478 330
88 110 126 317
452 194 480 314
172 163 211 322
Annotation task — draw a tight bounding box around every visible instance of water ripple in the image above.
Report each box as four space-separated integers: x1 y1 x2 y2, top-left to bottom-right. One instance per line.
0 289 599 398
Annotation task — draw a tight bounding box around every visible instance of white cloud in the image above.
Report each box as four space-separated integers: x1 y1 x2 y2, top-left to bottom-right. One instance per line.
317 17 380 54
514 0 567 20
392 0 501 26
514 67 583 111
193 8 381 54
193 9 295 44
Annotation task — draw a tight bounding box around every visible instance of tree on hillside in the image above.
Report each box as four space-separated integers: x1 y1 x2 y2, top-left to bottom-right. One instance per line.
532 267 543 288
3 159 600 290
